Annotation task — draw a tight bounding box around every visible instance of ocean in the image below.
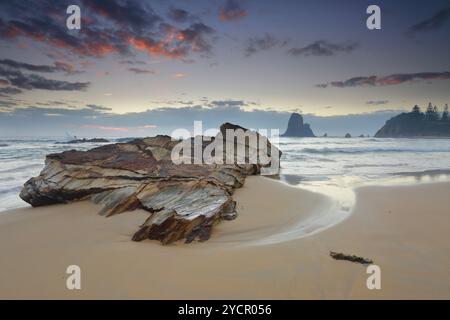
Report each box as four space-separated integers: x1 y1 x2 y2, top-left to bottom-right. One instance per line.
1 136 450 213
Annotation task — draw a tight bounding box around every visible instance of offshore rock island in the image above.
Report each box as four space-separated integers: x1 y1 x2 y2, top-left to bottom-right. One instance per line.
281 113 316 137
19 123 281 245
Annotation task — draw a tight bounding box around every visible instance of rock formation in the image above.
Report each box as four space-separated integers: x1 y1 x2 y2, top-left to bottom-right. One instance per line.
20 123 281 245
281 113 315 137
345 133 351 138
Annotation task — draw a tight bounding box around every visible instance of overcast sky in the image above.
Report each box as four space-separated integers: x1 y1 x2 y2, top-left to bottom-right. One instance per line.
0 0 449 136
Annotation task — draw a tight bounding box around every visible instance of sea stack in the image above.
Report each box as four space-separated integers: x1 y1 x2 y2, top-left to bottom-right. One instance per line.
281 113 315 137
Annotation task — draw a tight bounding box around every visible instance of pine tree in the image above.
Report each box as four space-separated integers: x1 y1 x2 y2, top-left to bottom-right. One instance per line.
443 104 449 121
425 102 436 120
432 106 440 120
412 105 421 113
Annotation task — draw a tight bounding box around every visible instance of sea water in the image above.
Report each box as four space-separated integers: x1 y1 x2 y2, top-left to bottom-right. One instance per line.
1 136 450 213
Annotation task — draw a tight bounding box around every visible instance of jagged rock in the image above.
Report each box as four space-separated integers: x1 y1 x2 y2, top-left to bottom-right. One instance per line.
20 123 281 244
281 113 315 137
330 251 373 265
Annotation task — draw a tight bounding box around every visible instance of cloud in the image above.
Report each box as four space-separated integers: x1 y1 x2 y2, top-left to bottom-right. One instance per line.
317 71 450 88
119 60 147 65
168 7 197 23
151 100 194 106
288 40 359 57
86 104 112 112
366 100 389 106
83 0 161 33
208 100 249 107
173 73 187 78
244 34 287 57
0 87 22 95
128 67 156 74
0 100 18 108
0 1 215 60
128 22 214 59
407 7 450 35
0 59 80 75
0 67 90 91
219 0 248 22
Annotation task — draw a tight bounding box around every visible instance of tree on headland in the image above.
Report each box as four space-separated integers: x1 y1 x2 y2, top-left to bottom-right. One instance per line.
425 102 440 121
443 104 449 121
412 105 421 114
411 105 423 120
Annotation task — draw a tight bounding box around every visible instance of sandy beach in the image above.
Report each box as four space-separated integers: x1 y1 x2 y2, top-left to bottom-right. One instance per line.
1 176 449 299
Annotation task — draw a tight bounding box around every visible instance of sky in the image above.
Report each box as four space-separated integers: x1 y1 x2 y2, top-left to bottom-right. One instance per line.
0 0 449 137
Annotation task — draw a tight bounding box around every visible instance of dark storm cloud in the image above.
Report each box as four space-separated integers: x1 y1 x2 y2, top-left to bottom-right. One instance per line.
178 23 215 54
219 0 248 22
317 71 450 88
0 0 215 60
0 67 90 91
288 40 359 57
407 7 450 35
366 100 389 106
244 34 287 57
0 59 81 75
82 0 161 33
168 7 197 23
128 68 156 74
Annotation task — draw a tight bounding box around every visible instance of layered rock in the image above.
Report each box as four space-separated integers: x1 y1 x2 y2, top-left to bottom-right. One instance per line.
20 123 281 244
281 113 315 137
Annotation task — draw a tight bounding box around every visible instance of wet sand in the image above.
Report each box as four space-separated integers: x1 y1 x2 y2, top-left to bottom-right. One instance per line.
0 177 449 299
